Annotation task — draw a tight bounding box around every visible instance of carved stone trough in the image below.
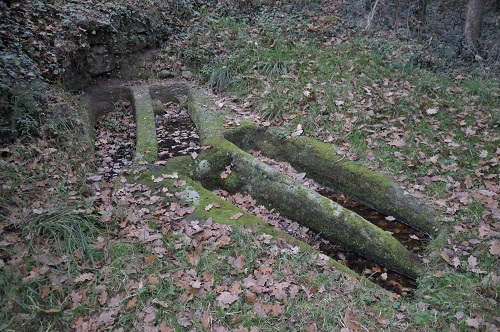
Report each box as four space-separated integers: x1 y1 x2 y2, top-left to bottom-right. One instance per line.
84 80 443 280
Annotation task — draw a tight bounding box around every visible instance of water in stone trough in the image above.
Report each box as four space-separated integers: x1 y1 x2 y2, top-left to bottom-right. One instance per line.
318 190 428 297
247 151 427 297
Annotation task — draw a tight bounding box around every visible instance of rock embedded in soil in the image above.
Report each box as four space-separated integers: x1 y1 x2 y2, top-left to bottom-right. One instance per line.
158 70 174 79
182 70 193 79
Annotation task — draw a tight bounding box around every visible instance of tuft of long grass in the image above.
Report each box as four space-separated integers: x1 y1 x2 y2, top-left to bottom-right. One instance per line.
0 207 105 331
22 208 104 266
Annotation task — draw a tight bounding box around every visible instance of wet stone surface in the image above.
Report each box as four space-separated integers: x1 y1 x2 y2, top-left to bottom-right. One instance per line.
156 102 201 160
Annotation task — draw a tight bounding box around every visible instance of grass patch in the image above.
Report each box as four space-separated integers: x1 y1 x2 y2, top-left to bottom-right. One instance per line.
22 209 104 266
0 74 97 330
74 225 393 331
0 208 105 331
165 4 499 329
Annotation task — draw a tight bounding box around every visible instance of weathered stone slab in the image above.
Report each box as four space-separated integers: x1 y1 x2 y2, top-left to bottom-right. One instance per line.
125 167 361 278
130 85 157 162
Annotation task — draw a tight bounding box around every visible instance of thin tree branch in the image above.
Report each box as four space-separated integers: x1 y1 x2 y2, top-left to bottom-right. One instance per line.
364 0 381 31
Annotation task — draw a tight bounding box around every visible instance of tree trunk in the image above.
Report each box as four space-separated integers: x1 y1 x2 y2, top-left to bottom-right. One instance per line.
464 0 485 50
414 0 427 24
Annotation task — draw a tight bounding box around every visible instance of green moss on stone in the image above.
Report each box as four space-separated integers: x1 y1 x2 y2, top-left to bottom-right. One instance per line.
131 86 158 163
152 99 164 115
225 125 440 236
125 167 361 278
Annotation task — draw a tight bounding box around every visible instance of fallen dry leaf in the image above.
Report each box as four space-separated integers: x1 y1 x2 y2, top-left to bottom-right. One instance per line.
220 165 232 179
377 318 390 326
144 254 156 264
467 255 478 269
388 139 405 147
88 175 102 182
72 316 88 330
429 155 439 163
232 255 245 272
217 291 239 308
148 275 160 285
479 150 488 158
152 298 169 309
125 296 138 311
252 302 269 317
39 254 64 266
305 322 317 332
22 268 42 284
246 290 259 303
74 272 94 283
230 212 244 220
465 174 473 189
465 317 480 328
215 235 232 247
489 241 500 255
177 311 193 327
291 124 303 137
202 311 211 329
173 180 187 187
440 250 452 265
98 288 108 305
270 301 283 317
97 310 117 326
158 321 174 332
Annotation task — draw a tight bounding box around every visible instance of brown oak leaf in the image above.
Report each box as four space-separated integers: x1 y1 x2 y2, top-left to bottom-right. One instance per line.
217 291 239 308
490 241 500 255
125 296 138 311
